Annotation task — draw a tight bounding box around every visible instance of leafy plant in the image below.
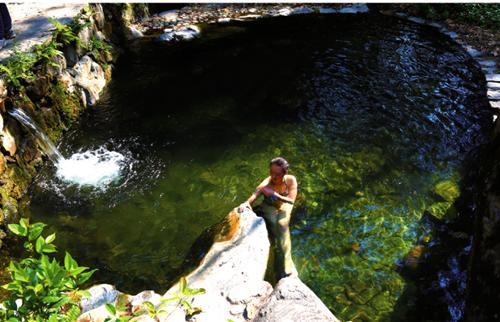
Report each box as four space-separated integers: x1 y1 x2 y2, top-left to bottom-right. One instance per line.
159 277 205 319
32 42 63 67
416 4 500 29
48 17 80 46
103 303 132 322
86 36 113 63
108 277 206 321
0 51 38 88
0 218 96 322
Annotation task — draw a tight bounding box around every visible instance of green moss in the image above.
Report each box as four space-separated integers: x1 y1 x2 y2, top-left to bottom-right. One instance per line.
5 165 31 199
425 201 456 221
0 187 9 207
48 82 82 123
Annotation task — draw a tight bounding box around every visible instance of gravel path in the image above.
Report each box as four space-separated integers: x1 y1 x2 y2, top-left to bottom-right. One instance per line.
0 2 84 61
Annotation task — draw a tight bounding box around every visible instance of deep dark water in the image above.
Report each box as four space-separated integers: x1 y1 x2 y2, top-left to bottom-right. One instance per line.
23 13 492 321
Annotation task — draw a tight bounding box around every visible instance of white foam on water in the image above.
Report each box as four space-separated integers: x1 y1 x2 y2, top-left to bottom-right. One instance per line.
56 147 125 187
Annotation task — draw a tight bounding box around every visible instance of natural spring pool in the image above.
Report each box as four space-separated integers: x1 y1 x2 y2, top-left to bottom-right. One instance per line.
22 13 492 321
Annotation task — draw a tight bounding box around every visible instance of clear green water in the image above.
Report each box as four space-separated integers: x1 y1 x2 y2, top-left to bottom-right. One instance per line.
24 14 491 321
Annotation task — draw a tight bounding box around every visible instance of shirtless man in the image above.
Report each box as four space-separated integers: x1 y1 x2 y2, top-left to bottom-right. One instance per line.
239 157 298 277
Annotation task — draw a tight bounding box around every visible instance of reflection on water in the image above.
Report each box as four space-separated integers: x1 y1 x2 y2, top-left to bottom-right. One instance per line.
24 13 491 321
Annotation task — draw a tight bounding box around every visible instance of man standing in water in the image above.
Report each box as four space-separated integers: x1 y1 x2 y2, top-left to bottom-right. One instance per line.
239 157 298 278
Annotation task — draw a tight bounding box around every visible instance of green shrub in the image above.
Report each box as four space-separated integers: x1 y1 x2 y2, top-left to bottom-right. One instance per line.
0 15 90 91
0 218 96 322
47 17 81 47
416 4 500 29
101 277 205 321
0 51 38 89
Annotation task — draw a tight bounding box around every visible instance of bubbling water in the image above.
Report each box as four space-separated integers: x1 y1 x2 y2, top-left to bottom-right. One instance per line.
9 108 126 190
56 147 125 188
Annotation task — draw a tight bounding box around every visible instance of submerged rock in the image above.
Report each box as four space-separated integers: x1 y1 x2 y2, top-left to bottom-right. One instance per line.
403 245 427 269
158 25 200 42
254 277 340 322
432 180 460 202
339 4 369 14
425 201 456 221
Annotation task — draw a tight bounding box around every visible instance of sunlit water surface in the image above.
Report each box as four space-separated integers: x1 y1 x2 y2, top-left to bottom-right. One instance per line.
23 14 491 321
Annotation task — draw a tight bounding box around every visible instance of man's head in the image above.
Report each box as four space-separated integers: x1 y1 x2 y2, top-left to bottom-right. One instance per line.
269 157 289 184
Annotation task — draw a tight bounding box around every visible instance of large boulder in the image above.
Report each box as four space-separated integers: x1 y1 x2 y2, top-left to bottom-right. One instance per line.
156 207 272 322
254 277 340 322
71 55 106 106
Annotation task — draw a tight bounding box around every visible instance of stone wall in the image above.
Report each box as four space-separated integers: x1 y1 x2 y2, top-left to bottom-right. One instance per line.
0 4 148 249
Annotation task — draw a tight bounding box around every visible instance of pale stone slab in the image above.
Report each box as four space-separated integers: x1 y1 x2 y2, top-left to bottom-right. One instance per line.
161 208 272 322
254 277 340 322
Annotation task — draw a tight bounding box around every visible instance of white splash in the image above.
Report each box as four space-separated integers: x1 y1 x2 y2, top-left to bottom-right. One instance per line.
56 147 125 187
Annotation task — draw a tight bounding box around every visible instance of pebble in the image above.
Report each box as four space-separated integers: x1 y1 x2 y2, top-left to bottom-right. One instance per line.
319 7 337 14
486 74 500 82
488 89 500 100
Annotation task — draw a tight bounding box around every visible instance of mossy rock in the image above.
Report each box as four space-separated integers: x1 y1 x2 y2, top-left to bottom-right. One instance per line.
369 291 393 313
49 81 82 123
2 197 18 224
432 180 460 202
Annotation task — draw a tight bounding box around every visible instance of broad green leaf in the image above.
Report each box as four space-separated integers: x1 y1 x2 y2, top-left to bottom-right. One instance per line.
35 236 45 254
42 243 57 253
105 303 116 316
179 277 187 293
34 284 43 294
19 218 29 229
43 296 62 304
45 233 56 244
28 223 46 241
70 266 88 277
180 299 193 312
76 289 91 298
143 301 155 312
160 296 178 304
64 252 78 271
184 287 206 297
77 269 97 284
8 224 27 237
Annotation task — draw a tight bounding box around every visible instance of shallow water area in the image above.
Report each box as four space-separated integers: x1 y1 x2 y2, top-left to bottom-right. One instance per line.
23 13 492 321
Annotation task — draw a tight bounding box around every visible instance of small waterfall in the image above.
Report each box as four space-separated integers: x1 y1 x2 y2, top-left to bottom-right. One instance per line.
8 108 64 164
9 107 126 189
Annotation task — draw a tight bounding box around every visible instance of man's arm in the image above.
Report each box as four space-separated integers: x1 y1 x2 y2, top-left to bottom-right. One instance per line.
240 177 270 209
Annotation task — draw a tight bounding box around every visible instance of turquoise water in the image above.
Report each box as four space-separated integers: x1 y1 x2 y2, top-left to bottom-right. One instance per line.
24 14 491 321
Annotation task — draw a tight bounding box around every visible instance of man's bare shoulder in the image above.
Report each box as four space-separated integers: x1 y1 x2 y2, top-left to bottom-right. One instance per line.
285 175 297 185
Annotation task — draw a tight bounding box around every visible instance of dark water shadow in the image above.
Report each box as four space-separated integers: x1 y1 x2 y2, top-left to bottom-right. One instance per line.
391 141 491 322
